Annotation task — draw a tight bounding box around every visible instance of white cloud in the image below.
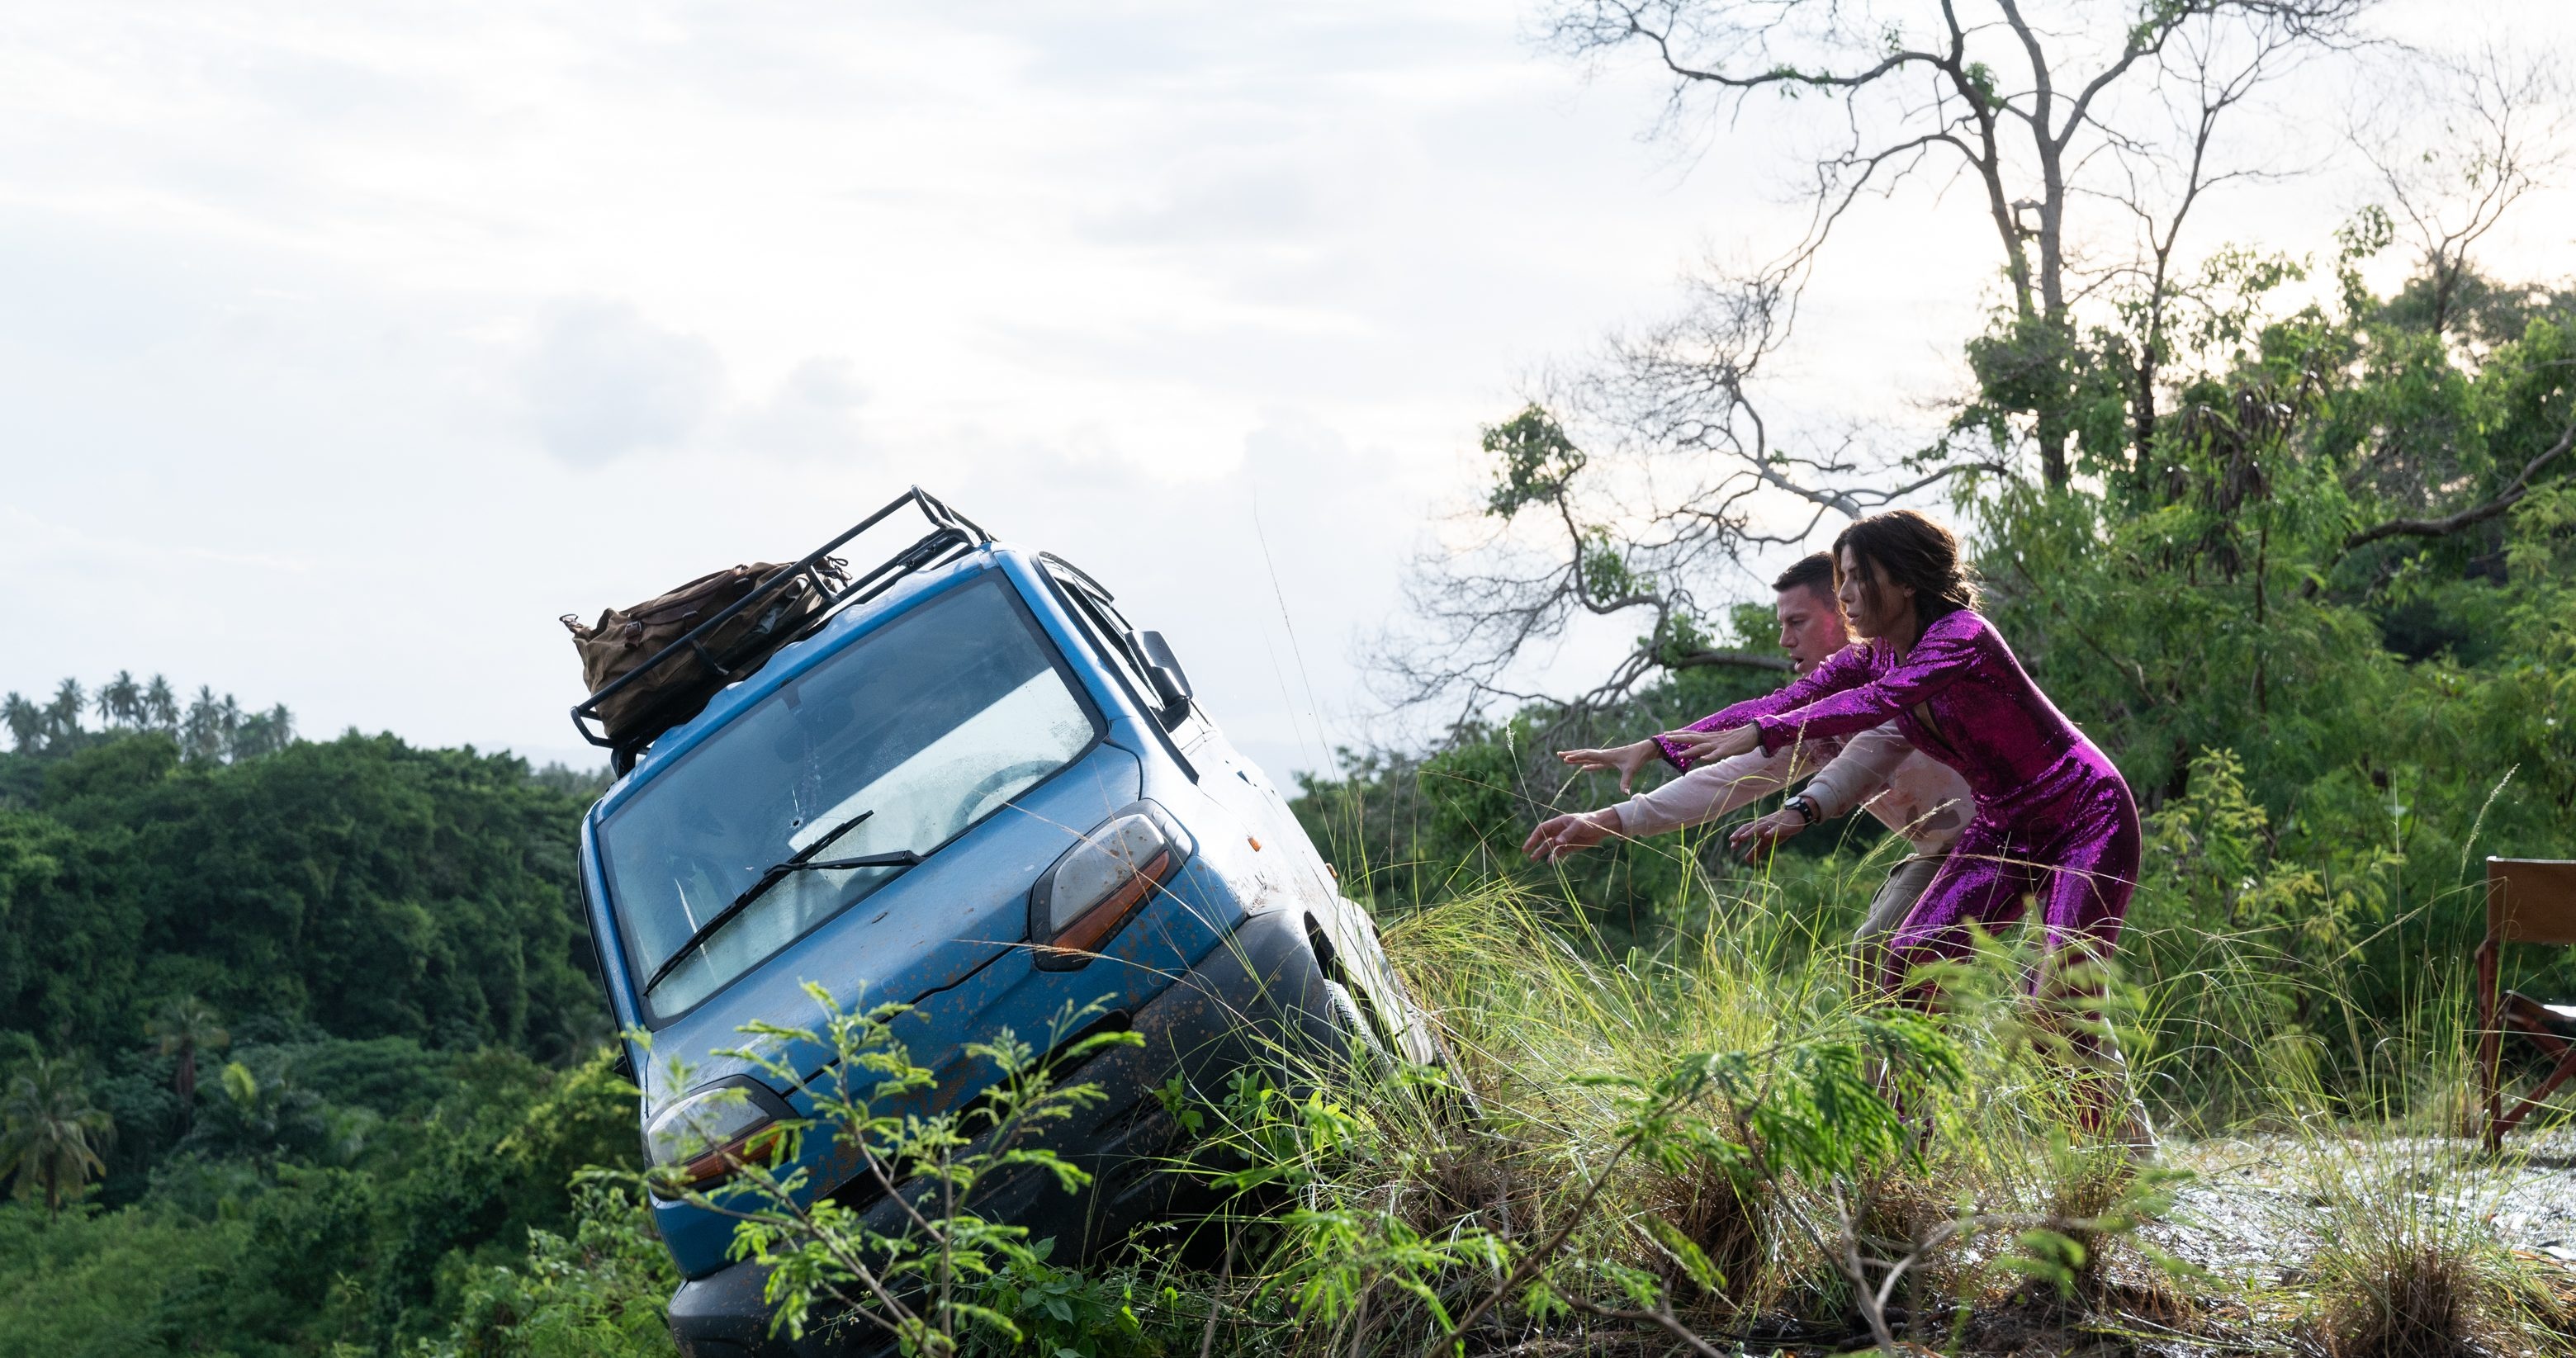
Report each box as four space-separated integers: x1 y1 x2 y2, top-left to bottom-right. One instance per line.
522 299 724 465
0 0 2568 781
729 357 870 461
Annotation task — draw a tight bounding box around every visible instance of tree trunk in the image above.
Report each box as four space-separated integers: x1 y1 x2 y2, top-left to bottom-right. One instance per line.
2037 196 2072 487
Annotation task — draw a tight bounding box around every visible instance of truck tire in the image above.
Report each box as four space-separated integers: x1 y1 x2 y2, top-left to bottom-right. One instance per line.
1322 979 1392 1065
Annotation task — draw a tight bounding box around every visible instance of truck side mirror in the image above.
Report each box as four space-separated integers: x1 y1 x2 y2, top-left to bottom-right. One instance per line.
1133 631 1195 727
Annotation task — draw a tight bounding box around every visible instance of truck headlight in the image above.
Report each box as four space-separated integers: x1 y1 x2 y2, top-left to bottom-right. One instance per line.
1029 800 1193 970
644 1076 795 1195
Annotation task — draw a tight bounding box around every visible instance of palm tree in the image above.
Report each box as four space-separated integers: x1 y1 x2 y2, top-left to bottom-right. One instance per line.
97 671 140 728
183 686 223 761
230 705 298 761
146 996 230 1118
144 675 179 733
1 693 38 753
0 1057 115 1216
44 678 84 745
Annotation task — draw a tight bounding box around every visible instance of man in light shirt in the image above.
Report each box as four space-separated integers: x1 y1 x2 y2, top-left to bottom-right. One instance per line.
1521 552 1975 955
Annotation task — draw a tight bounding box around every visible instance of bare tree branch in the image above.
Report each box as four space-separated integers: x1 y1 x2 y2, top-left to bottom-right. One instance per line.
1371 264 2013 726
2338 411 2576 553
1667 647 1794 672
1542 0 2372 484
1379 1 2405 732
2351 42 2570 339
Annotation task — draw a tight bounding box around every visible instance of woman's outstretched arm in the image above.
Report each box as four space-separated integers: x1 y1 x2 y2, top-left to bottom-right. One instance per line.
1655 645 1874 769
1747 613 1983 754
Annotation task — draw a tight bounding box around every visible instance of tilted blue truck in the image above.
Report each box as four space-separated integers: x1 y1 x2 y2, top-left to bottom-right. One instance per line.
566 490 1437 1356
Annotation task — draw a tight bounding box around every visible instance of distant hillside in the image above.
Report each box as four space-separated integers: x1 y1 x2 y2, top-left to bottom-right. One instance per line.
0 694 662 1356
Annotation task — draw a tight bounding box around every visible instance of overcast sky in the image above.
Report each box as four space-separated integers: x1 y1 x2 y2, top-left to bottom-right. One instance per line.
3 1 2569 783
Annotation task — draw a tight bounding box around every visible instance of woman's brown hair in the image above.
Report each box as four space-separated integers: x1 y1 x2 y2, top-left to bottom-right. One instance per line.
1830 509 1980 632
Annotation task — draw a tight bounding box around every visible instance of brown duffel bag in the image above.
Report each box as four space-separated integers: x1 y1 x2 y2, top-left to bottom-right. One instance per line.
564 559 849 744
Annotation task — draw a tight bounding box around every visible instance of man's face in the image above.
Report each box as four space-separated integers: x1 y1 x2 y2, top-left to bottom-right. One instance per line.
1774 584 1849 674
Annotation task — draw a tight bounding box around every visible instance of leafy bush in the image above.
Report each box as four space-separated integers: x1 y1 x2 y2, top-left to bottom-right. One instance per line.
626 985 1144 1356
417 1184 679 1358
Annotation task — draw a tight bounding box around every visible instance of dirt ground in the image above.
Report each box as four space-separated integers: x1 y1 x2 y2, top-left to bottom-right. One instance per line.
2150 1127 2576 1280
2069 1126 2576 1356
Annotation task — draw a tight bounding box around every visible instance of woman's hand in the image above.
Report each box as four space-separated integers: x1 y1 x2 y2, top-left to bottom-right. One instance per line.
1661 724 1760 766
1727 805 1808 864
1555 739 1660 793
1522 808 1622 863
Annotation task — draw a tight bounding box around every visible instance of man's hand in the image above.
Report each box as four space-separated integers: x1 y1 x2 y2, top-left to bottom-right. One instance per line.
1661 725 1760 766
1555 739 1660 793
1727 806 1808 864
1522 808 1622 863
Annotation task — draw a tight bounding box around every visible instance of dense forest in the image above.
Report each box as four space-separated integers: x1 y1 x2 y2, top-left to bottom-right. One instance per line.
0 695 661 1357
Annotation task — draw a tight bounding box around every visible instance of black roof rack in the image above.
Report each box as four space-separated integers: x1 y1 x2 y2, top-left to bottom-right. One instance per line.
571 486 992 764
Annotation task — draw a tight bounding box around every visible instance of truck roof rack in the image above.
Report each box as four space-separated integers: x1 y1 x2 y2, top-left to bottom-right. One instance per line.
571 486 992 766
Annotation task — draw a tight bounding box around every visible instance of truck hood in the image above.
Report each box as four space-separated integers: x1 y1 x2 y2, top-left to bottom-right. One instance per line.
634 740 1144 1110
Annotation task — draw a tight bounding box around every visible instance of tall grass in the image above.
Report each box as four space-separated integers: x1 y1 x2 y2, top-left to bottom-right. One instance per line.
1115 841 2573 1356
1113 867 2176 1356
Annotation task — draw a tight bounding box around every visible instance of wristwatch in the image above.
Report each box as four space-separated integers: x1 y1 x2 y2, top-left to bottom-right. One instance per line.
1786 793 1821 826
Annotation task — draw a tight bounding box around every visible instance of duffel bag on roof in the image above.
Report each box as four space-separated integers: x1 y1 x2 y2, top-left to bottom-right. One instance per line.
563 558 848 747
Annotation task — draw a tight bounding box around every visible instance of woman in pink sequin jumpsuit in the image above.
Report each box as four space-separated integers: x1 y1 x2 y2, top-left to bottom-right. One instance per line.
1672 511 2141 1008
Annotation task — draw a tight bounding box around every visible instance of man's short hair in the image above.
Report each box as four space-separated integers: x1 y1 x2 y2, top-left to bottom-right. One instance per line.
1773 551 1836 599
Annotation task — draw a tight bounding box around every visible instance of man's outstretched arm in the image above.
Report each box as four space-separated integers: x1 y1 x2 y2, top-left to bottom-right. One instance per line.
1612 742 1821 837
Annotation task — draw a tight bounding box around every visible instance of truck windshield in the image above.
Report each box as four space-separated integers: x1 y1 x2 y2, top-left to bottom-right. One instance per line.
598 573 1101 1020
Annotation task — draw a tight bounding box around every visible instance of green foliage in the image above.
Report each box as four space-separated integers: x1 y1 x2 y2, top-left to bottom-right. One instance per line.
1962 311 2128 469
965 1245 1153 1358
1416 723 1527 851
417 1183 679 1358
1964 275 2576 1092
0 1040 649 1357
1141 892 2187 1356
2 671 291 769
145 994 229 1110
0 1056 114 1214
0 708 642 1357
0 730 604 1061
1480 403 1587 518
1295 660 1818 949
0 1199 251 1358
623 985 1144 1356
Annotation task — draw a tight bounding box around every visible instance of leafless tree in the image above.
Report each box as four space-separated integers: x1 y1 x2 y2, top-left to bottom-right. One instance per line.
2352 43 2569 343
1376 1 2384 729
1548 0 2374 485
1372 273 1993 731
2088 21 2324 471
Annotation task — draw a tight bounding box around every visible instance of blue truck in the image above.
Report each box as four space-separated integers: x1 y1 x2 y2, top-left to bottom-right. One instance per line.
567 490 1438 1356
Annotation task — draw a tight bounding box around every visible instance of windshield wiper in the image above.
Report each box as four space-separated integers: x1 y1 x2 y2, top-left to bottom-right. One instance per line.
643 810 923 995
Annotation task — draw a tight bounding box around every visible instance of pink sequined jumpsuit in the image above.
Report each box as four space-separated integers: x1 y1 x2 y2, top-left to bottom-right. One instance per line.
1686 608 2140 996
